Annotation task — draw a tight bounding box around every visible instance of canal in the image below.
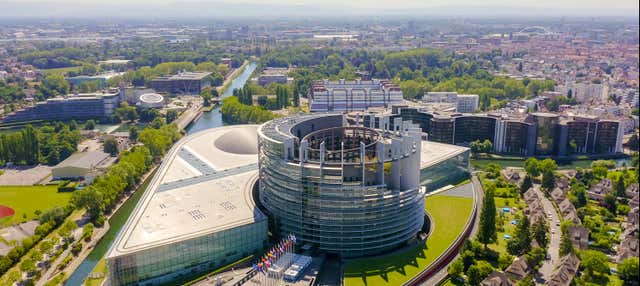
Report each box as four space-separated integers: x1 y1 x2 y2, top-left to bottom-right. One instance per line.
64 62 257 285
186 62 257 134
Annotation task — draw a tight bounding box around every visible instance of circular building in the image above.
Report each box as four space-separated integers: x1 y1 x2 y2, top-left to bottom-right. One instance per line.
258 114 425 257
138 93 164 108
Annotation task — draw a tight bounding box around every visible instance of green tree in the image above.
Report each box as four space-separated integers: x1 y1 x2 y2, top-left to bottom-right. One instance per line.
478 187 497 247
520 175 533 193
129 126 139 142
71 188 104 219
559 230 574 256
615 175 626 198
532 219 548 247
618 257 639 285
542 170 555 192
200 87 213 106
103 136 119 156
525 247 547 270
581 250 610 277
507 214 531 255
484 163 501 179
166 110 178 124
114 102 138 123
448 257 464 280
604 193 617 214
84 119 96 130
41 73 70 97
524 158 540 177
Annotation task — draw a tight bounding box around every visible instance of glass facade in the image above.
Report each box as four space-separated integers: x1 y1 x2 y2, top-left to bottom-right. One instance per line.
420 150 470 191
595 121 620 153
258 115 425 258
532 113 559 156
453 115 497 145
108 221 267 286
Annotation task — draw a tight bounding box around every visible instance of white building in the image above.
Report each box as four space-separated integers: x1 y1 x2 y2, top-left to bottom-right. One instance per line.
557 82 609 104
424 92 458 103
309 79 403 112
456 94 479 113
51 151 111 179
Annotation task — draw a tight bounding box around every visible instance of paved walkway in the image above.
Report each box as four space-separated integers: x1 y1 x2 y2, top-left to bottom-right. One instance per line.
533 185 561 284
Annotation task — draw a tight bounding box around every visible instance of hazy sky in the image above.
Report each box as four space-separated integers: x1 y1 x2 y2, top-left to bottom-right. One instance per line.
2 0 639 18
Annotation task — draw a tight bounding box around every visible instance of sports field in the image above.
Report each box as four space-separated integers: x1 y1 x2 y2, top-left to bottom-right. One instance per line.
0 185 73 227
343 194 474 286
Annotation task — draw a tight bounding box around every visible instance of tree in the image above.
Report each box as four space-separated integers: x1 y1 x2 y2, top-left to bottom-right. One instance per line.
507 214 531 255
200 87 213 106
478 186 497 246
19 258 36 275
520 175 533 193
448 257 464 280
40 73 70 97
525 247 546 270
484 163 501 179
581 250 610 277
129 126 139 142
71 188 104 219
559 230 574 256
532 219 548 247
166 110 178 124
542 170 555 192
84 119 96 130
618 257 639 285
615 175 626 198
604 193 617 214
103 136 119 156
539 158 558 173
114 102 138 123
467 261 493 286
524 158 540 177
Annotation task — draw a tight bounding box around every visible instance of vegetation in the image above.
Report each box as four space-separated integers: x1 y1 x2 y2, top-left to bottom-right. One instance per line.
343 195 474 286
220 96 279 124
0 185 73 227
478 185 497 247
72 121 180 224
0 122 81 166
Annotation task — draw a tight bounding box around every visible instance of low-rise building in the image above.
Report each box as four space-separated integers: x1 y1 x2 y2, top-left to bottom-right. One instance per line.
481 271 513 286
567 225 590 250
150 72 212 94
547 253 580 286
504 256 530 281
51 151 111 180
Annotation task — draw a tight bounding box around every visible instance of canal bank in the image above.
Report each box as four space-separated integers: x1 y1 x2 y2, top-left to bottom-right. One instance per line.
63 62 258 285
186 62 257 134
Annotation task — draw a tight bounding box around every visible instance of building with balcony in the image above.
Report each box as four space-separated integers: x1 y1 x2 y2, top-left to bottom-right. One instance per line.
149 72 212 94
309 79 403 112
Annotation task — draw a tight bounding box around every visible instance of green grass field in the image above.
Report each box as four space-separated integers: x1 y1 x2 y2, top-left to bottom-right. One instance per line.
42 66 82 75
0 185 72 227
343 195 474 286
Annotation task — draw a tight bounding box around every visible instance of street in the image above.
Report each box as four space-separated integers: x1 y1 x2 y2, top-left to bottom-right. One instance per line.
533 185 561 283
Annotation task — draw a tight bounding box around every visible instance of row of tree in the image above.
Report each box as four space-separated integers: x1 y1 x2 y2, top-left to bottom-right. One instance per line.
0 123 82 166
71 120 181 222
220 96 279 124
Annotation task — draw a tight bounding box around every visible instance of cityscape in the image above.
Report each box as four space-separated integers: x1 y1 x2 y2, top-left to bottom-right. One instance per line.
0 1 638 286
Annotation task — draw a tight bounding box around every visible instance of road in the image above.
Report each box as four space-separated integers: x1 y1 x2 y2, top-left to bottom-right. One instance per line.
533 185 561 283
419 174 484 286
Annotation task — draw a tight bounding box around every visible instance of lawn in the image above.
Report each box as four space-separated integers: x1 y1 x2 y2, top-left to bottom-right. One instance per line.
0 185 72 227
470 158 620 171
42 66 82 75
343 195 474 286
489 197 523 255
85 258 107 286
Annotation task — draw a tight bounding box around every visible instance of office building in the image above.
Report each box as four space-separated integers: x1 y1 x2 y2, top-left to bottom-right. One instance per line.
2 89 122 123
380 106 623 157
107 125 268 286
309 79 403 112
423 92 479 113
258 114 425 257
66 71 123 89
456 94 479 113
149 72 212 94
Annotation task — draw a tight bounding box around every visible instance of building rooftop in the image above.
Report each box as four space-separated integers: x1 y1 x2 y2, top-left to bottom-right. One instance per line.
153 71 212 81
107 125 265 259
420 140 469 168
54 151 110 170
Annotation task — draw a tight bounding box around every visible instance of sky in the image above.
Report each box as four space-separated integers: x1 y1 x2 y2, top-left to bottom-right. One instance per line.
1 0 638 18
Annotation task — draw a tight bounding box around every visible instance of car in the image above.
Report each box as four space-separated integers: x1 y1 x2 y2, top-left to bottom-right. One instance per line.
551 229 556 234
556 222 560 226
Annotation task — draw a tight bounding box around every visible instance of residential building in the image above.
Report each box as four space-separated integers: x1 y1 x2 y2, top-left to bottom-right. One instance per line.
567 225 590 250
456 94 479 113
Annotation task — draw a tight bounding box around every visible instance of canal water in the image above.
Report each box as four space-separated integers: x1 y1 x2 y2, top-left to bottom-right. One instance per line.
64 62 257 285
186 62 257 134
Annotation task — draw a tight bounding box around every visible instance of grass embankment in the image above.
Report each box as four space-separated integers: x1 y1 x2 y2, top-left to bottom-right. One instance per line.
471 158 603 170
343 195 474 286
0 185 72 227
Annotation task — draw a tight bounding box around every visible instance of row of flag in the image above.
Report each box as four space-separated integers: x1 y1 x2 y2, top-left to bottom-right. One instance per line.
252 233 297 273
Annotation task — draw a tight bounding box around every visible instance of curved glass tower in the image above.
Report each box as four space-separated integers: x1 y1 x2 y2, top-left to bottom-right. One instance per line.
258 114 425 257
